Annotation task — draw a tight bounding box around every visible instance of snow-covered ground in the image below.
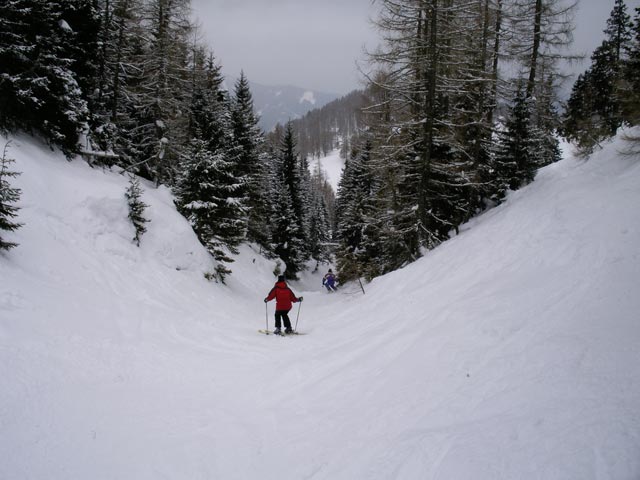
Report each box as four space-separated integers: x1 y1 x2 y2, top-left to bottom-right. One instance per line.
1 131 639 479
308 148 344 192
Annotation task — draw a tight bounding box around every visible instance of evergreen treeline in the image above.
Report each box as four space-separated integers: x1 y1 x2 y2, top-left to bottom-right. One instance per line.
6 0 634 286
268 90 368 160
562 0 640 154
334 0 574 282
0 0 330 277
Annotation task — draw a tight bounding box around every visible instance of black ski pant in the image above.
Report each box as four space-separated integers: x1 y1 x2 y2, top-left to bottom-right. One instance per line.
274 309 292 330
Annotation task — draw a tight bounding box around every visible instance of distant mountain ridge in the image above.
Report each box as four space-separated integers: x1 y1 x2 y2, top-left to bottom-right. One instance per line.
266 89 368 161
227 77 340 132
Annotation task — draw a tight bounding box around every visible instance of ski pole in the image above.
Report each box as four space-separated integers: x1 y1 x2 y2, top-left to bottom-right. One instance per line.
294 300 302 332
265 302 269 332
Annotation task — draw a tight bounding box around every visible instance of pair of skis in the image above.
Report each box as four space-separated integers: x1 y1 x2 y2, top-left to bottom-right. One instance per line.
262 300 305 336
258 329 305 336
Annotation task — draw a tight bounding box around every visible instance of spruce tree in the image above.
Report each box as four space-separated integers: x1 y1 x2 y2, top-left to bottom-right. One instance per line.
250 147 279 255
529 74 562 168
174 53 247 282
231 72 262 179
0 142 22 251
335 139 377 281
269 170 306 279
563 0 632 150
231 72 265 245
492 88 536 200
0 0 89 153
605 0 633 65
307 188 332 265
125 175 149 247
174 139 245 283
269 122 309 277
297 153 313 245
591 40 624 136
307 163 336 265
59 0 100 104
601 0 632 133
562 71 597 147
279 122 306 240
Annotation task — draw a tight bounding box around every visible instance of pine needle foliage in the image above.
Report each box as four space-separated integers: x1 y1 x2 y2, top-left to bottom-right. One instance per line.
0 142 22 251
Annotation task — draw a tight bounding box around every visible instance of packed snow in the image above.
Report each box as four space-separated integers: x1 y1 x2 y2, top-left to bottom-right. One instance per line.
308 148 344 192
1 130 639 479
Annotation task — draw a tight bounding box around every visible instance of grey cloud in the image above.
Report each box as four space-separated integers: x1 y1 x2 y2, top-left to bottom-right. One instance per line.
192 0 640 94
191 0 377 93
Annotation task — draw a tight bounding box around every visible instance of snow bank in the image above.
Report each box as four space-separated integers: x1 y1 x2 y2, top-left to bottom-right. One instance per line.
1 131 639 479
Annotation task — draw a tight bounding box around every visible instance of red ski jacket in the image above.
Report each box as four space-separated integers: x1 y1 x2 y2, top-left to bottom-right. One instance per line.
266 281 299 311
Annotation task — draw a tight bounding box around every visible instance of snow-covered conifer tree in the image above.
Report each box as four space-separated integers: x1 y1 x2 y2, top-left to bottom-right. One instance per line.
271 122 309 275
562 71 597 148
335 139 377 281
174 139 245 283
297 153 313 243
0 143 22 251
269 170 307 279
563 0 632 151
59 0 100 104
307 186 332 266
174 52 246 282
125 175 149 247
231 72 265 245
0 0 89 153
307 163 336 265
492 88 536 200
279 123 306 240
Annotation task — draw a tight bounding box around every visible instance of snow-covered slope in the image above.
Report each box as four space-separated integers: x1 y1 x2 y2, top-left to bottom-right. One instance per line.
308 148 345 191
1 131 639 479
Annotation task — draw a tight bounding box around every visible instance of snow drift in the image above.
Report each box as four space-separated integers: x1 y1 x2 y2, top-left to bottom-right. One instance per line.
1 130 639 479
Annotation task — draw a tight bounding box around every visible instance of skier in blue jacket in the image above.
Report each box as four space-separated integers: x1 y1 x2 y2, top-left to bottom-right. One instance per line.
322 269 338 292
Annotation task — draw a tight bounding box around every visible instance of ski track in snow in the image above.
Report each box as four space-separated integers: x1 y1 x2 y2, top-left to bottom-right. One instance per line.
1 132 640 479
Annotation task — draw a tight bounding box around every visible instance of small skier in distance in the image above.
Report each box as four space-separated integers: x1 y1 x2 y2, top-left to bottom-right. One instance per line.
322 269 338 293
264 275 303 335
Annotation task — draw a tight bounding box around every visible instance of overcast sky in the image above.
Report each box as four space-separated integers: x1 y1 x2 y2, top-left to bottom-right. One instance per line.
191 0 640 94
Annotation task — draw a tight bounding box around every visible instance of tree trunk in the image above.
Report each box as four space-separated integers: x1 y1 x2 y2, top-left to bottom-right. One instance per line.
487 0 502 127
418 0 438 233
527 0 543 98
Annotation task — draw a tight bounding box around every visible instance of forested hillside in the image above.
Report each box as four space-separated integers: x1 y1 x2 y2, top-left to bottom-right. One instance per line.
332 0 640 282
2 2 640 477
268 89 368 160
2 123 639 480
562 0 640 154
239 79 340 133
2 0 639 286
0 0 334 279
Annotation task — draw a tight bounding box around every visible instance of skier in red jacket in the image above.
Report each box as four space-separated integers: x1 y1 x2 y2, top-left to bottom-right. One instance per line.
264 275 303 335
